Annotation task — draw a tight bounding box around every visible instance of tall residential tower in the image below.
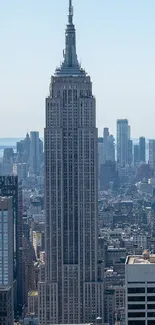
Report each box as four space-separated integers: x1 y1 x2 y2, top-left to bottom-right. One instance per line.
117 119 129 167
30 131 40 175
39 1 104 324
139 137 146 163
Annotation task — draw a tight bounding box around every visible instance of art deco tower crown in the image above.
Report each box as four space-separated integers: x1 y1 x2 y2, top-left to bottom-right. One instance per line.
55 0 86 76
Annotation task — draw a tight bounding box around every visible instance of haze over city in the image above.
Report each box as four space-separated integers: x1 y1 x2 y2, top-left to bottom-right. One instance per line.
0 0 155 137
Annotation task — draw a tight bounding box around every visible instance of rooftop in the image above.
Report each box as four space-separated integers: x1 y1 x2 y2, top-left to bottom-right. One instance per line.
127 251 155 265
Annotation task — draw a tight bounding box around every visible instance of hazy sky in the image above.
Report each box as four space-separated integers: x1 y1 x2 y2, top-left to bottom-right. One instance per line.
0 0 155 138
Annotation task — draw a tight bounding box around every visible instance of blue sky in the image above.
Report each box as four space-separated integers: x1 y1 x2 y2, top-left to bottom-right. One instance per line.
0 0 155 138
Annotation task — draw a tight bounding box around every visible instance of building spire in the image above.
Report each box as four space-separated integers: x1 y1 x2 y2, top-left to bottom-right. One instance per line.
68 0 73 24
55 0 86 76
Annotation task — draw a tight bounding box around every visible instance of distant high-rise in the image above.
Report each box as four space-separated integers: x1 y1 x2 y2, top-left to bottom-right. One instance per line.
103 128 115 163
98 137 104 179
17 132 30 163
39 1 104 324
30 131 40 175
149 140 155 170
103 127 109 162
128 139 133 165
117 119 129 166
100 161 119 191
139 137 146 163
134 144 140 167
3 148 14 163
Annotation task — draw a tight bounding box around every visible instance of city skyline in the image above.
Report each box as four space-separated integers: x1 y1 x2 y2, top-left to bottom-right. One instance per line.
1 1 155 322
0 0 155 138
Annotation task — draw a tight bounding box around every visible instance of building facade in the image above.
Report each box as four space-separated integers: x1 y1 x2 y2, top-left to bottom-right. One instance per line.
0 197 14 323
28 291 38 316
30 131 40 175
103 127 109 163
39 1 104 324
125 251 155 325
13 162 28 181
103 128 115 163
0 286 13 325
139 137 146 163
117 119 129 167
134 144 140 167
0 197 13 286
128 139 133 166
98 137 104 181
149 140 155 171
0 176 23 316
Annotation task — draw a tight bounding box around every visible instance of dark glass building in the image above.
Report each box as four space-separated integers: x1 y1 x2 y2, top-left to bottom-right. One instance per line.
0 176 23 316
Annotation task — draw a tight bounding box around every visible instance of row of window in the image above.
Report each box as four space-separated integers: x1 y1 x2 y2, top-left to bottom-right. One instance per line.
128 312 155 318
128 321 155 325
128 287 155 294
128 304 155 310
128 296 155 302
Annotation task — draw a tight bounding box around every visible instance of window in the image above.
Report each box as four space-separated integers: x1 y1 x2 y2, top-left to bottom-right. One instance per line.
128 288 145 294
147 304 155 309
128 321 145 325
148 282 155 284
148 296 155 302
147 288 155 293
128 296 145 302
128 312 145 318
147 312 155 317
128 304 145 310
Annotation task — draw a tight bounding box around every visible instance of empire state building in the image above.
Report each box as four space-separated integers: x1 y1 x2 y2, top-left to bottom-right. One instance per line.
39 1 104 324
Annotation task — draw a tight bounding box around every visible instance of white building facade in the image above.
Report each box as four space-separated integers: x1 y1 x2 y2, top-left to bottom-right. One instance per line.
125 251 155 325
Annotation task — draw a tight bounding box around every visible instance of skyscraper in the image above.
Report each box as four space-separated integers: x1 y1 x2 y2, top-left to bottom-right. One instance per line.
17 132 30 163
117 119 129 167
128 140 133 165
103 127 109 163
149 140 155 170
98 137 103 181
30 131 40 175
39 1 104 324
139 137 146 163
103 128 115 163
134 144 140 167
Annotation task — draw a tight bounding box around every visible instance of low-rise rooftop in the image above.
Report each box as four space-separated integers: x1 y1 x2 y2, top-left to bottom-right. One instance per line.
126 250 155 265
